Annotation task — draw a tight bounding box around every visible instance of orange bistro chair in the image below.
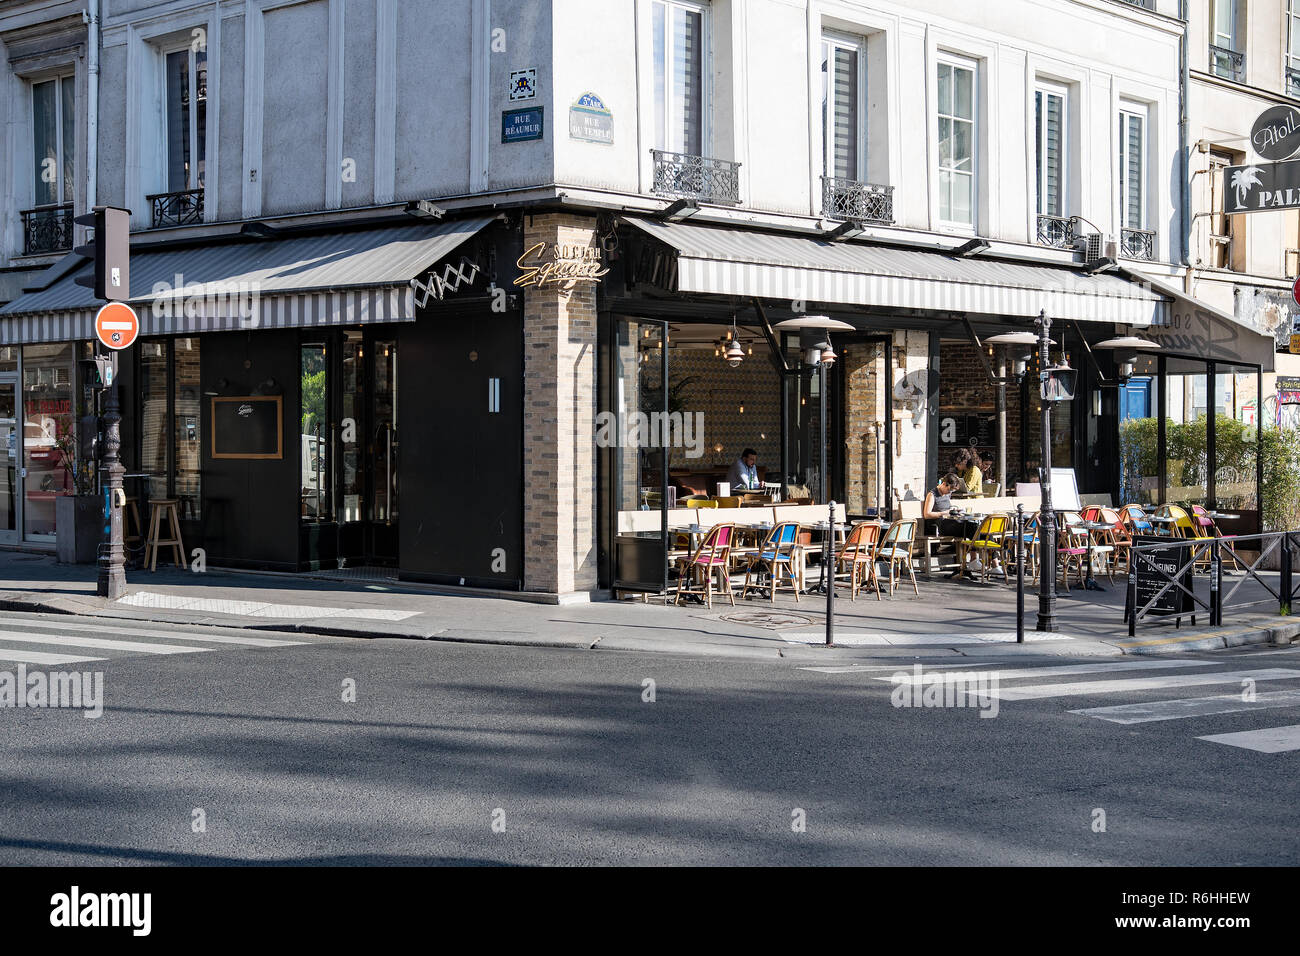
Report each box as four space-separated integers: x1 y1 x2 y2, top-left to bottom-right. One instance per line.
833 522 882 601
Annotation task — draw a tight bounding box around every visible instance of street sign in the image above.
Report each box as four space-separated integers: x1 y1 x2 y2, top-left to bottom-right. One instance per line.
1289 332 1300 355
1222 160 1300 214
94 302 139 350
1251 104 1300 161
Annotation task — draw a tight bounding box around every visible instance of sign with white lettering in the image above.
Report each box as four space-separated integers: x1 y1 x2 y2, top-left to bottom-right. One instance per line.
1223 160 1300 214
513 241 610 289
1250 104 1300 161
502 107 543 144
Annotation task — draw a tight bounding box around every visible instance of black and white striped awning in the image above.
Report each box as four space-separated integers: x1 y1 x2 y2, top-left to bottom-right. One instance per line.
0 216 494 345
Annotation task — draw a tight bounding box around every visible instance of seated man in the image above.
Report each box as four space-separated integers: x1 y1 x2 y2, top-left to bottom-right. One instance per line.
726 448 762 492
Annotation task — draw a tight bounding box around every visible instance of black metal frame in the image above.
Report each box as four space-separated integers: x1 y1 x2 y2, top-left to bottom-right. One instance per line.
19 203 74 255
147 188 205 228
650 149 742 206
821 176 894 225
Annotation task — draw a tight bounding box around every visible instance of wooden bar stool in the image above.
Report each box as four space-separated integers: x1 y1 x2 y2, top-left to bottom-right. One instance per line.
145 499 186 571
123 497 144 549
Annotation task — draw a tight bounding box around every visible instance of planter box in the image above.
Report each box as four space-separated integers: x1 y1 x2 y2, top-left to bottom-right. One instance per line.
55 495 104 564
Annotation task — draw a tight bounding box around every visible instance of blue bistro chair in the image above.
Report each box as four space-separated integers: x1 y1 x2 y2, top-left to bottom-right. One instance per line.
743 521 801 602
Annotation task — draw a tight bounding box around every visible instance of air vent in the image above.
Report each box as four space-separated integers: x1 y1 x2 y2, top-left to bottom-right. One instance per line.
1074 231 1103 263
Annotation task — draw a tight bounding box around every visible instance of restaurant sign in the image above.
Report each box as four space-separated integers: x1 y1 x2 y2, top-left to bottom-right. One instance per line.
1222 160 1300 213
569 92 613 144
1250 104 1300 161
514 242 610 289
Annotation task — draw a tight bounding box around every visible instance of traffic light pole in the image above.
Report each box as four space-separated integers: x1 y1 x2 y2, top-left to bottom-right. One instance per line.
96 350 126 599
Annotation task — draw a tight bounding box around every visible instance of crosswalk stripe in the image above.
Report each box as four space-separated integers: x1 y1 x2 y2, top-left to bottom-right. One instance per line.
1069 689 1300 724
873 660 1215 685
1196 724 1300 753
0 649 108 665
1 619 308 647
0 632 212 656
979 668 1300 702
800 663 988 674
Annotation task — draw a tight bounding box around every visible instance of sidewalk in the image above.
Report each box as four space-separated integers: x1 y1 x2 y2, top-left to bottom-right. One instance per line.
0 550 1295 662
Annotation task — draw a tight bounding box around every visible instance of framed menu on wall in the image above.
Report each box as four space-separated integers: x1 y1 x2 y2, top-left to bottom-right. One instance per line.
211 395 283 460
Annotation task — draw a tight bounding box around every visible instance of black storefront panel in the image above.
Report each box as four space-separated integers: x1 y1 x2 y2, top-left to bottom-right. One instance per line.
200 330 302 570
398 309 523 589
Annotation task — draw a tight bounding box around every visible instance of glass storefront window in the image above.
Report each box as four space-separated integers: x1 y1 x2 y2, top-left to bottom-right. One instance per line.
139 340 169 503
1118 354 1158 506
1165 358 1209 508
22 343 76 537
1216 365 1260 520
301 344 329 522
174 337 201 521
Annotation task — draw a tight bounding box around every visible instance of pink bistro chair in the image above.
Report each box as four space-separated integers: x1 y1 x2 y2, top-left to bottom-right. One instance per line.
675 523 736 608
1189 504 1244 571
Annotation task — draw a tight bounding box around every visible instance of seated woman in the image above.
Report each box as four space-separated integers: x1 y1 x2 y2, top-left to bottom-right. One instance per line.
923 473 966 538
957 450 984 499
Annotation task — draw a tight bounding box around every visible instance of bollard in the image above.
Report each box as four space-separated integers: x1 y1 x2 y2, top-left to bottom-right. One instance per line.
1016 504 1025 644
1283 538 1293 616
1210 539 1221 627
825 501 836 647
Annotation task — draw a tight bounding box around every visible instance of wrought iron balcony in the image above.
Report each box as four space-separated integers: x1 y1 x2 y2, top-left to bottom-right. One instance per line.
1036 214 1076 250
650 149 741 206
822 177 894 225
1209 45 1245 82
147 188 205 228
19 204 74 256
1288 66 1300 99
1120 227 1156 261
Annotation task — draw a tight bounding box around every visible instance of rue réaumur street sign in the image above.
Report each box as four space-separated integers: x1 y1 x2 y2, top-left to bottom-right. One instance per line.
1223 160 1300 214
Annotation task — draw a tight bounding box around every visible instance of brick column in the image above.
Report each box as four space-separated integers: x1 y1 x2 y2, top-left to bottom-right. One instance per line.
521 214 599 598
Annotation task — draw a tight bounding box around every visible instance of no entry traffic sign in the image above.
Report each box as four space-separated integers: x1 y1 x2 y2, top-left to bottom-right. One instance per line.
94 302 139 350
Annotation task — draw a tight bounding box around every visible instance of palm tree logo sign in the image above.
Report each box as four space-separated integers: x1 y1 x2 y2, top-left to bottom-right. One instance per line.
1230 166 1262 210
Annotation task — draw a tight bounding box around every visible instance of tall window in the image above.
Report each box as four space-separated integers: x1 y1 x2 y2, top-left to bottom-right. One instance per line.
1288 0 1300 95
936 57 976 227
821 34 863 181
165 47 207 192
1118 108 1146 230
31 76 75 207
1210 0 1239 79
1035 84 1066 217
651 0 705 155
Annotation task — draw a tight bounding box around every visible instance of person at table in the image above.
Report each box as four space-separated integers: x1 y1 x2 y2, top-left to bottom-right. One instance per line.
726 448 762 492
957 449 984 498
923 474 966 537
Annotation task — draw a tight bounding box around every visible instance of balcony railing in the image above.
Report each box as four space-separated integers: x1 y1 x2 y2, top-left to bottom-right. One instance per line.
822 177 894 225
1036 214 1076 250
1120 227 1157 261
1288 66 1300 99
19 204 74 256
1209 45 1245 82
147 188 204 228
650 149 741 206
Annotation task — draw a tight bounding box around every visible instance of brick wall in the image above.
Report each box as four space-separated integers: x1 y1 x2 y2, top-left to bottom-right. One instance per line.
842 341 886 512
521 214 599 597
936 340 1026 491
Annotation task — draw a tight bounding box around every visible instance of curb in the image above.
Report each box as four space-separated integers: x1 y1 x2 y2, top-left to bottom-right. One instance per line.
1108 623 1295 655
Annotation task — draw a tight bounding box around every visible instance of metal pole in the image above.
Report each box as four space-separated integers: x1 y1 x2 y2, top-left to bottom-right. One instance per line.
1210 539 1221 627
1016 503 1025 644
1036 311 1058 632
825 500 836 646
1127 554 1137 638
818 361 828 504
96 361 126 599
1282 535 1292 615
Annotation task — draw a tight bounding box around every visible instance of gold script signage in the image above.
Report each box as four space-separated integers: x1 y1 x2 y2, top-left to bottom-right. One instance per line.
514 242 610 289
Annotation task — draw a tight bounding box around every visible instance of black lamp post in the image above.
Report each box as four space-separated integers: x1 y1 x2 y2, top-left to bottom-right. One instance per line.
1034 309 1078 632
773 315 855 646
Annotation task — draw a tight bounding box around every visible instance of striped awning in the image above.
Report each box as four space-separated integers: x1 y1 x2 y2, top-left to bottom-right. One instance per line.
0 216 495 345
626 218 1166 326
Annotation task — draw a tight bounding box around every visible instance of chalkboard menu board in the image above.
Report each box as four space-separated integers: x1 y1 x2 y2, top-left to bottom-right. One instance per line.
940 412 996 448
211 395 283 460
1127 534 1195 619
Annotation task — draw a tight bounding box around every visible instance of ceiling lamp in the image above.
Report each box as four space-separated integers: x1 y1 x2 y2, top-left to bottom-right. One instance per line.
1091 335 1161 351
723 316 745 367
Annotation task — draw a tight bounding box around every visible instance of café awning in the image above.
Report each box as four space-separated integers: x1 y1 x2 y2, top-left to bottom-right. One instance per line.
627 218 1166 326
0 215 495 345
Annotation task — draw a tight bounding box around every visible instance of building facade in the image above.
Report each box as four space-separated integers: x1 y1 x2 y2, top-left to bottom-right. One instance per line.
0 0 1280 601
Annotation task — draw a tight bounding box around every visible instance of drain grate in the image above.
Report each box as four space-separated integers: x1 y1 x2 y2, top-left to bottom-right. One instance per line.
716 610 817 630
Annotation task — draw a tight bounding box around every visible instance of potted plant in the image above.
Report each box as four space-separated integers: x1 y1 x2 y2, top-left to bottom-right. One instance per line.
54 415 102 564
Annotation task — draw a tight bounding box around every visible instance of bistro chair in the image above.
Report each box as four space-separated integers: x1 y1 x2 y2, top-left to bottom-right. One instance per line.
1098 507 1133 575
675 523 736 609
832 522 882 601
714 496 743 508
683 498 718 509
1055 523 1089 592
1189 504 1243 571
1120 503 1155 536
742 521 802 603
1003 511 1040 580
876 519 919 596
961 514 1009 584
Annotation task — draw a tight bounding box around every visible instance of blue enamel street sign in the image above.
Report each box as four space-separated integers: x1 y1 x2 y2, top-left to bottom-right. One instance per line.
502 107 544 144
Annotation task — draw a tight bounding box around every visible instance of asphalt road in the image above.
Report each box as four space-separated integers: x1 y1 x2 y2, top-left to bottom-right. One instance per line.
0 609 1297 866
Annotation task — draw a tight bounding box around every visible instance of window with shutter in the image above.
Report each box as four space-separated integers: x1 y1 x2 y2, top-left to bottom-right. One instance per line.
31 76 75 208
1119 110 1145 230
1035 86 1065 217
652 0 706 156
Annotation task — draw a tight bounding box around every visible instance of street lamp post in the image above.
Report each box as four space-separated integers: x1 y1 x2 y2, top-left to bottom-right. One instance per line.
1036 311 1058 632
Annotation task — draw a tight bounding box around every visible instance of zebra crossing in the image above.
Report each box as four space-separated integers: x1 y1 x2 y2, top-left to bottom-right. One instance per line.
800 650 1300 753
0 614 312 665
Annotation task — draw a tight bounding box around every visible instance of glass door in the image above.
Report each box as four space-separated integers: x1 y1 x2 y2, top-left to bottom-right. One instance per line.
0 377 19 541
333 330 398 566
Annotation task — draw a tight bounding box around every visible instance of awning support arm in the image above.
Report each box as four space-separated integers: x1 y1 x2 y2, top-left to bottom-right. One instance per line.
753 299 791 374
1070 319 1115 386
960 316 1014 386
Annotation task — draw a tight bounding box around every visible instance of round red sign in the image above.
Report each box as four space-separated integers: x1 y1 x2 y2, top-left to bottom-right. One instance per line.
1294 275 1300 309
94 302 139 350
